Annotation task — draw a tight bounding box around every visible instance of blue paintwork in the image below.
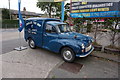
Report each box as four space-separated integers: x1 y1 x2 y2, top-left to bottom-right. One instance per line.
46 21 66 26
24 18 94 57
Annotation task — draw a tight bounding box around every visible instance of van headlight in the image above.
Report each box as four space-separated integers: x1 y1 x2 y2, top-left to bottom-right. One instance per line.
91 39 94 42
81 43 85 49
91 38 94 42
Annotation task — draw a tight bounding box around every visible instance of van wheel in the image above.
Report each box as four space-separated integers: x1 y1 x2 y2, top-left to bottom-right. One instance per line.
61 47 75 63
28 38 36 49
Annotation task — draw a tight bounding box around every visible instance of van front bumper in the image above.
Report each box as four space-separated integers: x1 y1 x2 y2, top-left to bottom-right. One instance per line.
76 46 94 57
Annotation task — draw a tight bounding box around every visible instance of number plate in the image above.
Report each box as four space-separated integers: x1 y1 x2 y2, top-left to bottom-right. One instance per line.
85 45 92 52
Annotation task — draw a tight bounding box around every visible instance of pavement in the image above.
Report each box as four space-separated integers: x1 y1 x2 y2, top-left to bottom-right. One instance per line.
91 51 119 63
1 48 62 78
0 29 119 78
1 48 119 78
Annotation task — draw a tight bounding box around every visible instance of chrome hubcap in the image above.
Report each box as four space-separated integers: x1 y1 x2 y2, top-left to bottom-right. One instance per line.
63 50 72 61
30 40 34 48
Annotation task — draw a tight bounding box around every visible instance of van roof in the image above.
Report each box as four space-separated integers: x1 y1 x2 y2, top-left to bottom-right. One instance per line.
46 21 66 26
26 17 60 21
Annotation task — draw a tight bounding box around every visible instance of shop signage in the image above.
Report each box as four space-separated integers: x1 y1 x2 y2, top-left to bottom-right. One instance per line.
70 0 120 18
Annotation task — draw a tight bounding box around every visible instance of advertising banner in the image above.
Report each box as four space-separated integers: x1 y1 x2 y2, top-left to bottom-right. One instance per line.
38 0 65 2
70 0 120 18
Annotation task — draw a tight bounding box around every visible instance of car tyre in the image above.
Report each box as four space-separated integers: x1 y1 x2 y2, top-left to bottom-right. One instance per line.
61 47 75 63
28 38 36 49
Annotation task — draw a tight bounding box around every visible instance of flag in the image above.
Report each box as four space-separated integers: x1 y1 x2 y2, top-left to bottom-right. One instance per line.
18 0 24 32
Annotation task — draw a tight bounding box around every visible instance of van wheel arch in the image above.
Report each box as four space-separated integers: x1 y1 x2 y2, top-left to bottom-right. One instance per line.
60 46 76 62
28 38 36 49
59 46 75 54
27 37 32 41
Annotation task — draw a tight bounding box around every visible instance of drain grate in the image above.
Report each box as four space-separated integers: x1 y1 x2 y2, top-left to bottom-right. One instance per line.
58 62 83 74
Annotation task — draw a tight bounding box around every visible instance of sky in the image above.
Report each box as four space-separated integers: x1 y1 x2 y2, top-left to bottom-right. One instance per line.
1 0 119 14
0 0 70 13
0 0 44 13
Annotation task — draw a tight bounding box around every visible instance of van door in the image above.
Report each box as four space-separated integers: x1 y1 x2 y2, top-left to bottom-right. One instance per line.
31 20 43 47
43 24 58 52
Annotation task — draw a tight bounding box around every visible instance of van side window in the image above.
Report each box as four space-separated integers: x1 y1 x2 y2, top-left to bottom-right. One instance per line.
46 24 56 33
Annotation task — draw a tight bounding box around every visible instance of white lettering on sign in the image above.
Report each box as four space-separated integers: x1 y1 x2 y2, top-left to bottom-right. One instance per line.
32 29 37 31
78 3 113 9
72 2 79 6
37 23 41 27
33 22 41 27
26 21 32 26
26 21 41 27
33 22 37 25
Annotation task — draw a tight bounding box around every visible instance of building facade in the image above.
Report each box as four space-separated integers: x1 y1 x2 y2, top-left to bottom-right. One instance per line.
11 8 43 20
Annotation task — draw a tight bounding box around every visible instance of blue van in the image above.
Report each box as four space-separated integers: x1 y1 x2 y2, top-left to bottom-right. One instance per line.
24 18 94 62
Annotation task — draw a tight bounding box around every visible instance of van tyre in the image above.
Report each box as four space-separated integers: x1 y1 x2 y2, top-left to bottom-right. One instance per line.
61 47 75 63
28 38 36 49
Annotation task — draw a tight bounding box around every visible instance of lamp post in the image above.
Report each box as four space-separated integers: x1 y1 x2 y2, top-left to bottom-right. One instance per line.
8 0 11 20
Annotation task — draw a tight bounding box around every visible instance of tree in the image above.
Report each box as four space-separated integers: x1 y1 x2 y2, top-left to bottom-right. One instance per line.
64 3 70 21
73 18 86 32
93 19 100 43
2 8 10 19
105 17 120 47
36 1 61 18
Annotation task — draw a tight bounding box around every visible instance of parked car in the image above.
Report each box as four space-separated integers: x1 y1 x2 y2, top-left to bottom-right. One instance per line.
24 18 94 62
